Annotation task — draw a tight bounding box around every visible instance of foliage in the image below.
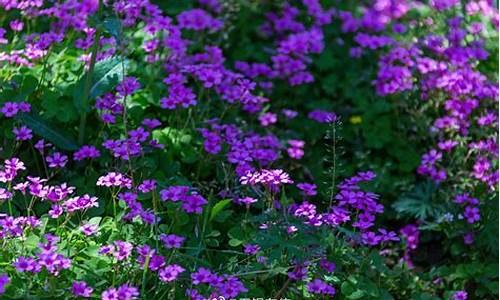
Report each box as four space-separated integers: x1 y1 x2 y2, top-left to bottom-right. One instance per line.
0 0 497 300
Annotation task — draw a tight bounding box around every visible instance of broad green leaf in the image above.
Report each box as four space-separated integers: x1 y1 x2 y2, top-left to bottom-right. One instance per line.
17 112 78 150
210 199 232 221
103 18 122 41
73 57 128 112
228 239 242 247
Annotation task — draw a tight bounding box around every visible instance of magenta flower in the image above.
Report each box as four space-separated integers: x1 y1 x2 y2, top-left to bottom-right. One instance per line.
258 112 277 126
13 256 39 273
235 196 257 207
0 188 13 200
63 194 99 213
159 264 185 282
452 291 468 300
46 152 68 168
243 244 260 255
138 179 157 193
116 77 141 97
13 126 32 141
191 267 213 285
308 110 336 123
97 172 132 189
463 206 480 223
74 145 101 161
102 284 138 300
80 223 99 236
307 278 335 295
0 274 9 294
1 102 19 117
160 234 185 249
297 183 317 196
48 205 63 218
72 281 93 298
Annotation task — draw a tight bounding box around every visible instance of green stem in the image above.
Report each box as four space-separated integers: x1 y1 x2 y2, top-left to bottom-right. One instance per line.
78 1 102 145
141 254 151 296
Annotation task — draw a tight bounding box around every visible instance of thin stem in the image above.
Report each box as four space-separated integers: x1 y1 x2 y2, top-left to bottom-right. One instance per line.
78 0 103 145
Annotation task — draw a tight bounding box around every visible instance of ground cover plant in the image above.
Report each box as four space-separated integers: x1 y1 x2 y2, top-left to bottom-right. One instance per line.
0 0 498 299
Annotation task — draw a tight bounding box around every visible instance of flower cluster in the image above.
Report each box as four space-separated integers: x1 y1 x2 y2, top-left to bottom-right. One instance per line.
160 186 208 214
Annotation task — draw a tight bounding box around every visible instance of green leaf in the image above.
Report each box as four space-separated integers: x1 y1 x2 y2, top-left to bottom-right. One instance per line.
73 57 128 112
392 180 443 220
347 290 366 300
103 18 122 40
17 112 78 150
229 239 242 247
210 199 232 222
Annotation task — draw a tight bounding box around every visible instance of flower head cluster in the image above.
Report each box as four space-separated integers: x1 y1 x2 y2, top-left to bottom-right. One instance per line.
307 278 336 296
97 172 133 189
240 169 293 188
287 139 305 159
101 284 139 300
14 234 72 276
190 267 248 299
160 186 207 214
200 123 282 176
99 240 134 261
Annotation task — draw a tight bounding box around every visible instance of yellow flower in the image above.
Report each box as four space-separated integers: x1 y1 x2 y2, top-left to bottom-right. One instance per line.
349 115 362 124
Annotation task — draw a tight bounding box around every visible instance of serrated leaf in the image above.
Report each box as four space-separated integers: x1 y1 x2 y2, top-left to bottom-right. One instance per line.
17 112 78 150
392 181 443 220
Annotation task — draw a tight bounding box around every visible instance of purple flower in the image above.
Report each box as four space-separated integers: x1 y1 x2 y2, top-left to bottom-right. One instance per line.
307 278 335 295
463 206 480 223
116 77 141 97
0 274 9 294
80 223 99 236
258 112 277 126
112 241 134 261
240 169 293 187
46 152 68 168
13 126 32 141
160 234 185 249
72 281 93 298
48 205 64 218
142 118 161 129
243 244 260 255
0 188 13 201
287 225 298 234
287 265 308 281
97 172 132 189
361 231 382 246
297 182 317 196
308 110 336 123
74 145 101 161
182 194 208 214
102 284 139 300
235 196 258 207
319 259 336 272
138 179 157 193
13 256 39 273
159 264 185 282
177 9 223 32
63 194 99 212
9 20 24 31
191 267 213 285
282 109 298 119
1 102 19 117
463 232 474 245
452 291 468 300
